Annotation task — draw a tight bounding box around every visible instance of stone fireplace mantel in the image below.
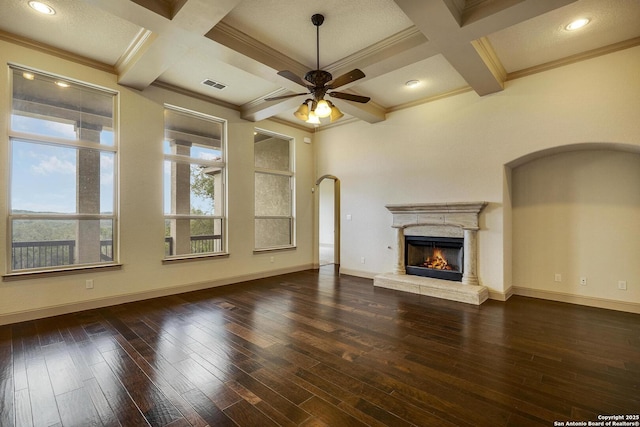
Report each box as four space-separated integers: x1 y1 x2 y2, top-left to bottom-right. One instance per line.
374 202 489 305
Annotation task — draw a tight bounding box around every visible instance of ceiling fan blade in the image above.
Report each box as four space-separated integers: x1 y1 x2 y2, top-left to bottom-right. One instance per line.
265 93 308 101
277 70 312 87
327 69 365 89
328 92 371 103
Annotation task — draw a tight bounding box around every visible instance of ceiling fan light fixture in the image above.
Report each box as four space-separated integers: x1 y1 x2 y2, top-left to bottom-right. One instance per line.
315 99 332 118
268 13 370 126
329 103 344 123
294 101 310 121
306 110 321 125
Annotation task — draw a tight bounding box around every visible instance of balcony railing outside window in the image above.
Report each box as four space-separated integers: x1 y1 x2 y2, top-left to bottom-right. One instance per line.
164 234 221 257
11 235 223 269
11 240 76 270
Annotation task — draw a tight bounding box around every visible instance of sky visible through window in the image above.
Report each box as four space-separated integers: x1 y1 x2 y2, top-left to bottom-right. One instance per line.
11 114 218 216
11 115 114 214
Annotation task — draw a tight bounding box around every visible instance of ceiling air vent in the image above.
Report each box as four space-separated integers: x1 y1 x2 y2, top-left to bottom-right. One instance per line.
201 79 227 90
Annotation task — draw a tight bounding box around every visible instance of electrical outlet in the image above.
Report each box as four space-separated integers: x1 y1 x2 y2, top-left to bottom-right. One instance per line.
580 277 587 286
360 257 365 264
85 279 94 289
618 281 627 290
270 256 274 263
554 273 562 282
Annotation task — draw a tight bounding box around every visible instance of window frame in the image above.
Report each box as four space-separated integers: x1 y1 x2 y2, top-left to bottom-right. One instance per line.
253 128 296 252
162 104 227 262
6 66 119 276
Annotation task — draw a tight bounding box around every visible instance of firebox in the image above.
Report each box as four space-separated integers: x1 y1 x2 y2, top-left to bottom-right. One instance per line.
405 236 463 281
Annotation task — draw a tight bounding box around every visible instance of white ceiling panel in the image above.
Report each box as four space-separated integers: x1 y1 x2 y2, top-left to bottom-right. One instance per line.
158 46 281 106
0 0 142 66
219 0 414 68
356 55 468 108
487 0 640 73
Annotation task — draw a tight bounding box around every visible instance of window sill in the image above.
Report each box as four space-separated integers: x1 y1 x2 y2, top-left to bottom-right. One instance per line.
162 252 229 264
253 246 297 254
2 263 123 282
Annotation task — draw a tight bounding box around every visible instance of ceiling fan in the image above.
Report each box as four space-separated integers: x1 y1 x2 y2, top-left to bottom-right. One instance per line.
265 13 370 124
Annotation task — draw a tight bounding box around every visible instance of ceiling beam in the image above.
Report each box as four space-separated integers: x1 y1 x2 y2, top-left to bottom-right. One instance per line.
241 96 306 123
461 0 579 35
325 27 436 83
393 0 503 95
206 22 310 92
88 0 242 90
392 0 578 96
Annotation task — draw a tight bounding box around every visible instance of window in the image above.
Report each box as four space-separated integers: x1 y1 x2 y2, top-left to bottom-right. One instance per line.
254 130 295 250
8 67 117 272
163 106 226 258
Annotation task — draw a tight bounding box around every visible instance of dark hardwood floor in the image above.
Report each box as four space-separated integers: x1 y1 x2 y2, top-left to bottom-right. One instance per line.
1 266 639 426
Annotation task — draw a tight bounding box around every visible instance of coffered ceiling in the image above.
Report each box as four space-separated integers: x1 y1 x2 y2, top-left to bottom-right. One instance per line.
1 0 639 130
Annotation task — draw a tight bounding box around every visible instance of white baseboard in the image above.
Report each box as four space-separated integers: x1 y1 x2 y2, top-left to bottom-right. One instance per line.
512 287 640 314
0 264 314 326
339 267 377 279
488 286 514 302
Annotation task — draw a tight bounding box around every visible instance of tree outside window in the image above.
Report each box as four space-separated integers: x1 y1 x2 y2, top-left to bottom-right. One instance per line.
163 106 226 258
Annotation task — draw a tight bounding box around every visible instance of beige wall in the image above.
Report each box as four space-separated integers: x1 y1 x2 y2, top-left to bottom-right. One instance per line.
0 39 314 324
512 149 640 303
315 45 640 307
2 39 639 321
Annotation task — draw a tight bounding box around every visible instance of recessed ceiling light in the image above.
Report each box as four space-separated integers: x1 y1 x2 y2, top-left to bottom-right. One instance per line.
405 80 420 88
28 1 56 15
22 72 35 80
55 81 70 88
565 18 590 31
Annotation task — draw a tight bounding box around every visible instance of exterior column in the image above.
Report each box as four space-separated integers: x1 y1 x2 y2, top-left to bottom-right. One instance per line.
76 124 102 264
394 227 406 275
171 140 192 255
207 168 223 252
462 228 479 285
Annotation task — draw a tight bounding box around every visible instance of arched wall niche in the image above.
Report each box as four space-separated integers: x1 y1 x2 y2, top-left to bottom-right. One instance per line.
506 142 640 313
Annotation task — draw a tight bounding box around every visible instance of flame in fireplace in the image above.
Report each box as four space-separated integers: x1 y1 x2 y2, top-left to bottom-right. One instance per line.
423 248 454 271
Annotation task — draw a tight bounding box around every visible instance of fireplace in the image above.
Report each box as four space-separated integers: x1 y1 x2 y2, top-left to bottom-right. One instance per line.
405 236 463 281
373 202 489 305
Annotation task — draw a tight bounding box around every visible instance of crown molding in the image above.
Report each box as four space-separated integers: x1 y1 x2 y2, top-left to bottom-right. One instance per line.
266 116 313 132
0 30 115 74
471 36 507 83
114 28 154 74
508 36 640 81
325 26 428 73
206 22 309 76
387 86 474 113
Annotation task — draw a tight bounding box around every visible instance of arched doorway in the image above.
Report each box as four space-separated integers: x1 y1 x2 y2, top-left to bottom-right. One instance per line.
316 175 340 266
